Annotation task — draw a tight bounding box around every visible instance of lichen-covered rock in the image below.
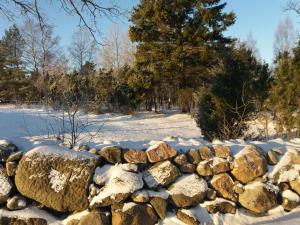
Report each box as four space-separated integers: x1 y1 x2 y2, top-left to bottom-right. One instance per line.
238 182 278 214
199 146 214 160
271 147 284 155
187 149 201 164
131 190 150 203
174 154 188 166
0 165 12 204
267 151 279 165
15 146 99 212
196 160 213 177
204 198 236 214
0 217 47 225
211 173 237 202
99 146 122 164
143 160 180 189
150 197 167 220
290 178 300 195
112 203 158 225
146 143 177 163
212 157 231 174
123 148 148 164
168 174 207 208
231 145 267 184
180 163 195 174
6 161 17 177
281 190 300 211
6 195 27 210
90 164 143 208
176 209 200 225
213 145 231 158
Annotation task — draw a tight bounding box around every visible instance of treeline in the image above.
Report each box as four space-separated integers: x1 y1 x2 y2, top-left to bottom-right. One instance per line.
0 0 300 141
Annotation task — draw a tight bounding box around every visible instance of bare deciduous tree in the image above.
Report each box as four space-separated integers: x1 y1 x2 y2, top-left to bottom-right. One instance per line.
0 0 121 42
69 27 96 74
273 16 297 56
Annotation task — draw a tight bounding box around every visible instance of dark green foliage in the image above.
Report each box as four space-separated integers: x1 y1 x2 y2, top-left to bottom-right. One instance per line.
196 44 271 141
129 0 235 112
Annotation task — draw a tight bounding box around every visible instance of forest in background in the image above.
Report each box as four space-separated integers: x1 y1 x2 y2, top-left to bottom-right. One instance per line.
0 0 300 142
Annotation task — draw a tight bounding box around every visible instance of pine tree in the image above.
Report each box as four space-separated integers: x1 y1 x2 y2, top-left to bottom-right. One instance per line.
196 43 271 141
129 0 235 111
0 24 27 102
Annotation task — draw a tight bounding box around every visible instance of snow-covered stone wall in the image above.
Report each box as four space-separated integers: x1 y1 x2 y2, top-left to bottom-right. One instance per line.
1 140 300 225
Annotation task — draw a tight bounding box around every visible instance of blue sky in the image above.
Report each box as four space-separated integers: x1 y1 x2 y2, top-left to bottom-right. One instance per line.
0 0 299 64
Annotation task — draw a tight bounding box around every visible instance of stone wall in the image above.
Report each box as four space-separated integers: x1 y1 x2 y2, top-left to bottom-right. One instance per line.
0 140 300 225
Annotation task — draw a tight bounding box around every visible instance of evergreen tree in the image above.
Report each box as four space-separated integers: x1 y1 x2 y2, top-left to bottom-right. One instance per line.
0 24 27 102
196 43 271 141
129 0 235 111
270 49 299 139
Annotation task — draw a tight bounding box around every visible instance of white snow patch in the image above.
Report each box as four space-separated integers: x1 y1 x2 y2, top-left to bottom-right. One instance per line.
168 174 207 197
282 190 300 202
0 168 12 197
48 169 67 193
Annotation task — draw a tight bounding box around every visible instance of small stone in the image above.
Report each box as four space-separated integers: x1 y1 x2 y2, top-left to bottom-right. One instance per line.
196 160 213 177
89 148 97 154
281 190 300 211
143 160 180 189
6 161 17 177
6 151 23 162
112 203 158 225
78 144 90 151
180 163 195 173
233 181 244 194
123 148 148 164
271 147 284 155
211 173 237 202
150 197 167 220
168 174 207 208
212 157 231 174
146 143 177 163
199 146 214 160
174 154 188 166
176 209 200 225
131 190 150 203
187 149 201 164
279 183 290 191
290 178 300 195
267 151 279 165
207 188 217 200
6 195 27 210
99 146 122 164
205 198 236 214
213 145 231 158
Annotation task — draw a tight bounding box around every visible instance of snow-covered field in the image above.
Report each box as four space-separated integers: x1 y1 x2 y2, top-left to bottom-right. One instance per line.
1 104 300 225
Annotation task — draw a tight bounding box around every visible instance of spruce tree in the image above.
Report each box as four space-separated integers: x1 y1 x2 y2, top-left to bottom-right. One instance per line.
129 0 235 111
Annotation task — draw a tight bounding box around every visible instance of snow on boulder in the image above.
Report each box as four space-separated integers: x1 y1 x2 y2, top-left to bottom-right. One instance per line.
0 165 12 204
112 202 158 225
238 182 278 214
281 190 300 211
146 142 177 163
15 146 99 212
231 145 267 184
90 164 143 208
168 174 208 208
143 160 180 189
